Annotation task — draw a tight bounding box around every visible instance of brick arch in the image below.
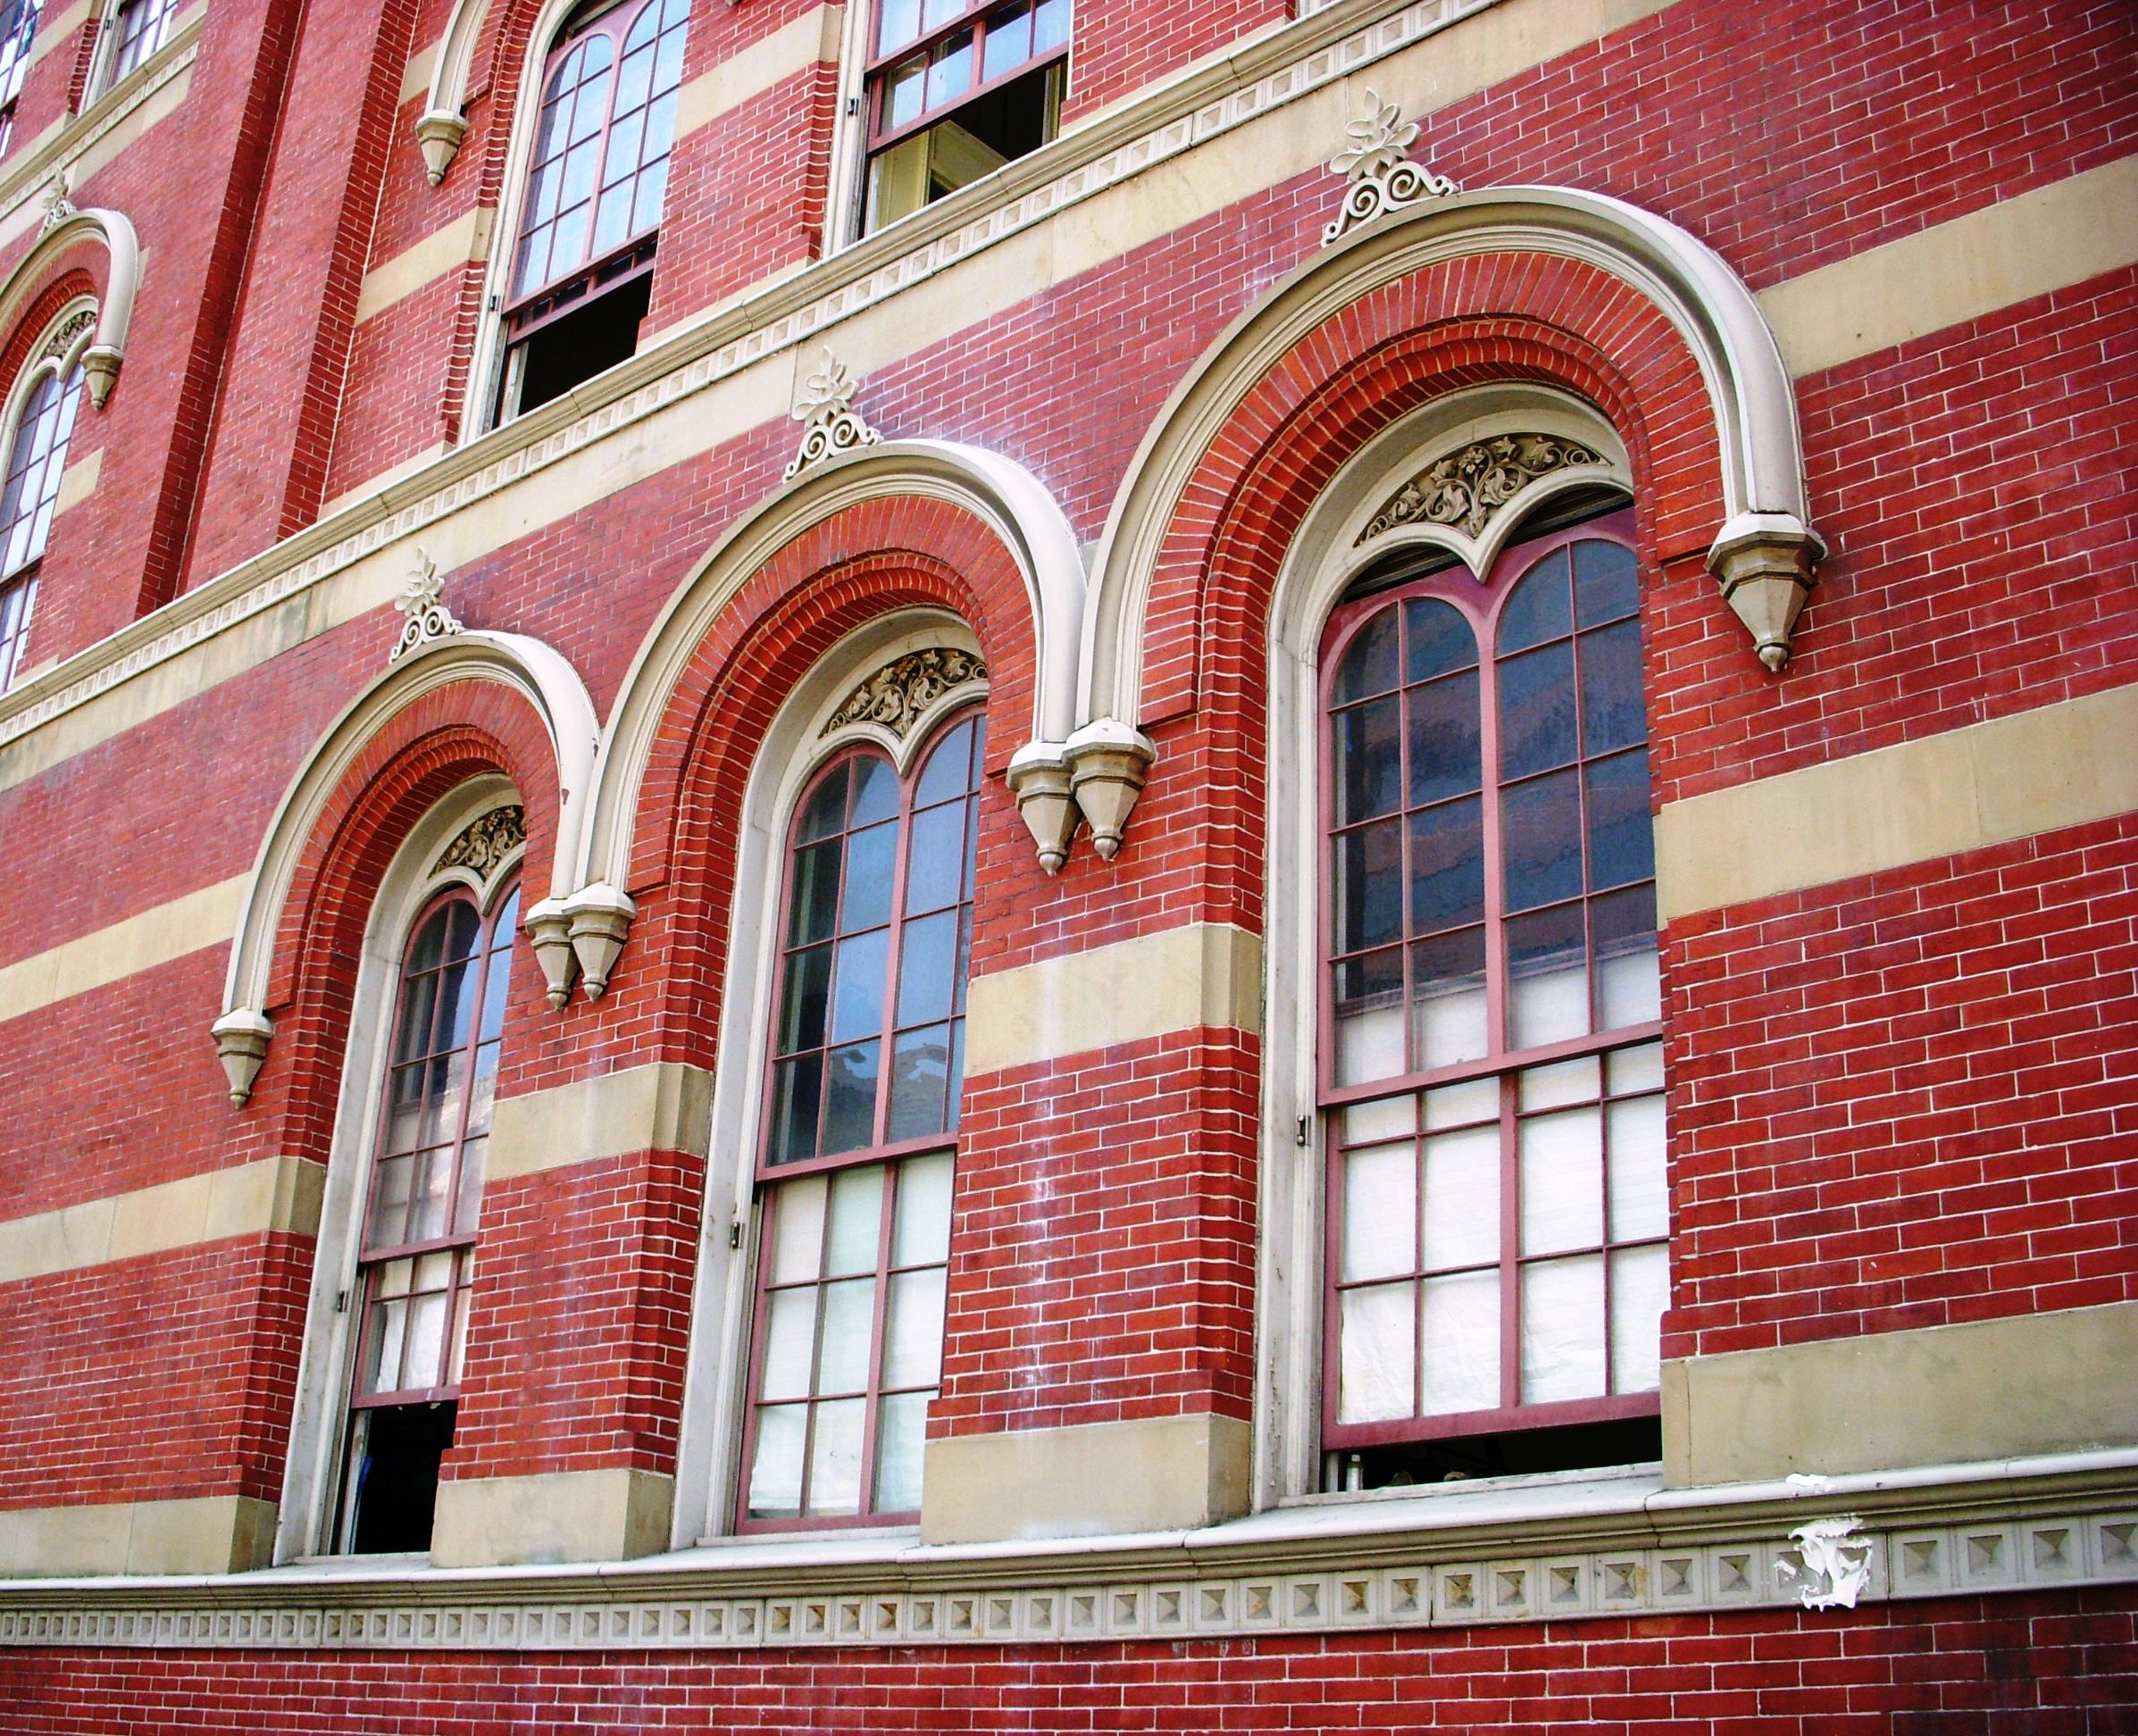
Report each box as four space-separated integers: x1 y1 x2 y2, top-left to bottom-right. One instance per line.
0 268 100 401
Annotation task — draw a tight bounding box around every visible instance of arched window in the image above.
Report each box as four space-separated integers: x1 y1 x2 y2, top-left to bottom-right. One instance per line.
331 864 520 1553
495 0 689 422
1318 505 1666 1482
0 0 45 156
0 305 90 694
736 708 982 1528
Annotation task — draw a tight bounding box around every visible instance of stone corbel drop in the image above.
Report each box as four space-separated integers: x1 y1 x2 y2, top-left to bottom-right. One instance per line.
522 897 580 1009
1708 512 1827 672
1006 741 1077 874
1063 719 1157 861
563 882 637 1000
414 111 469 185
80 345 121 409
211 1009 273 1108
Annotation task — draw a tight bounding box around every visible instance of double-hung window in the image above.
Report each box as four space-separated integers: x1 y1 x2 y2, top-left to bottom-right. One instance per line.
0 0 42 156
100 0 177 90
496 0 689 421
1320 509 1668 1484
861 0 1068 233
0 326 88 693
737 709 982 1528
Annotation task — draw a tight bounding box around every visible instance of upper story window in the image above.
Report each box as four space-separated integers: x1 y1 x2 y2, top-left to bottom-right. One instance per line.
1318 507 1667 1486
98 0 177 93
0 307 90 694
861 0 1067 234
333 877 518 1552
495 0 689 421
737 709 982 1528
0 0 43 155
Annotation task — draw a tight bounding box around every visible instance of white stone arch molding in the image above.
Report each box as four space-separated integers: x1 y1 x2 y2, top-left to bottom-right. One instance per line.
578 438 1086 987
412 0 493 183
210 630 601 1106
0 207 141 410
1082 183 1827 702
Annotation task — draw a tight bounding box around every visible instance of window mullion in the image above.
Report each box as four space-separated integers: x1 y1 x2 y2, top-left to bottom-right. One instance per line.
873 778 920 1152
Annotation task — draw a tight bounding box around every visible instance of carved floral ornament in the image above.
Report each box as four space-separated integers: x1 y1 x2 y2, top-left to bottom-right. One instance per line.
1322 89 1459 246
41 308 96 365
436 804 525 876
784 348 881 481
823 647 987 740
1357 434 1606 546
389 549 464 663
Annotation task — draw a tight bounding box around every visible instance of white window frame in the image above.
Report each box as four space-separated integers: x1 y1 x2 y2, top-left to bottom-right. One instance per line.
81 0 179 105
1252 385 1634 1508
667 608 986 1547
273 776 526 1562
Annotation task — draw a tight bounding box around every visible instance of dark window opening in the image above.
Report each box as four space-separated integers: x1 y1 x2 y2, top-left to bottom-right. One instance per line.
1332 1415 1663 1491
344 1403 457 1554
497 243 654 420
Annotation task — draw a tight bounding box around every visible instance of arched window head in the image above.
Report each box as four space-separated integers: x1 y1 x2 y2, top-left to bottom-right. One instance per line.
0 0 44 156
1319 502 1667 1487
0 300 93 693
739 707 983 1528
333 873 521 1553
495 0 689 422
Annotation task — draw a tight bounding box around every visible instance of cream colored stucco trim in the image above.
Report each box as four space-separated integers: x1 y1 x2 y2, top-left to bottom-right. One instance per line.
921 1414 1253 1545
1664 1300 2138 1488
318 441 449 520
487 1062 713 1181
673 4 841 139
52 446 99 517
354 207 494 325
1759 154 2138 380
963 922 1262 1077
1654 680 2138 920
0 1156 327 1286
0 1495 275 1577
430 1468 673 1567
399 35 439 107
0 872 246 1025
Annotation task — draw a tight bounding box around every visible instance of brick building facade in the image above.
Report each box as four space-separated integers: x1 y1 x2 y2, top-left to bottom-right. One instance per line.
0 0 2134 1726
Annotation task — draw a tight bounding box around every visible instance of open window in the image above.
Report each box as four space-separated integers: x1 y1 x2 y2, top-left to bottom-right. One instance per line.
88 0 177 100
860 0 1068 234
0 301 91 693
494 0 689 422
0 0 43 156
1317 501 1668 1490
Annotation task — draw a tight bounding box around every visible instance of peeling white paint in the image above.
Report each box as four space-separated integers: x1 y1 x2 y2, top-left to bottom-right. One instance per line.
1777 1515 1875 1611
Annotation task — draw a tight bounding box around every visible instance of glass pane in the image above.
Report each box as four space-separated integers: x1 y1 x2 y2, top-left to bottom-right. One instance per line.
842 825 898 932
1608 1040 1665 1097
787 840 842 946
419 1051 469 1146
1610 1244 1666 1394
746 1405 806 1517
981 3 1030 80
915 718 978 807
831 931 890 1043
394 972 438 1064
363 1294 407 1393
1519 1108 1604 1255
366 1154 413 1248
1507 903 1589 1049
817 1277 877 1394
1031 0 1067 53
1585 748 1654 891
887 1024 951 1143
1424 1075 1498 1131
1595 885 1661 1029
1333 696 1400 825
884 55 925 128
851 755 899 823
1406 670 1481 807
1522 1255 1606 1403
893 1150 955 1265
408 906 451 975
1496 642 1577 781
479 946 514 1042
758 1289 819 1401
1419 1270 1499 1416
806 1398 866 1515
1502 770 1583 913
1341 1093 1413 1146
408 1147 453 1243
779 944 832 1054
1333 609 1398 702
881 1265 947 1388
1574 539 1639 628
1341 1142 1416 1281
770 1053 823 1165
1497 547 1572 654
1336 1282 1415 1423
1404 597 1476 683
877 0 921 52
873 1390 929 1513
1607 1096 1668 1241
798 766 849 841
905 804 967 913
1334 820 1402 953
1410 930 1488 1070
1578 619 1646 755
826 1165 887 1274
1408 797 1483 933
824 1040 881 1153
1518 1055 1599 1112
405 1289 448 1388
1420 1123 1499 1271
926 29 973 108
895 910 957 1027
1333 947 1404 1087
455 1138 487 1233
770 1176 828 1285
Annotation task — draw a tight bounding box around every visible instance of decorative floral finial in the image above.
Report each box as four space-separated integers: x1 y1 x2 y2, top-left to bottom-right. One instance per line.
38 171 74 238
784 347 881 480
389 548 464 662
1323 88 1459 246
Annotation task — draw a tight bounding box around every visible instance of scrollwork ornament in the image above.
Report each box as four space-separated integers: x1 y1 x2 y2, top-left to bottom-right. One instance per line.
1323 90 1458 246
41 308 96 365
434 805 526 877
784 347 881 481
823 647 987 739
389 548 464 663
1357 434 1605 545
37 171 74 238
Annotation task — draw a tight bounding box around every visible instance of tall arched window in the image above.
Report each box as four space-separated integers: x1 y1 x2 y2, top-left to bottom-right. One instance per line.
1319 505 1666 1483
737 708 982 1529
333 873 520 1552
495 0 689 421
0 306 90 693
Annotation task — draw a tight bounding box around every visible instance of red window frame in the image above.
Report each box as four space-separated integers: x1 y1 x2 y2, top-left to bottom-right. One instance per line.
864 0 1071 157
0 356 86 693
1316 508 1667 1451
734 706 982 1531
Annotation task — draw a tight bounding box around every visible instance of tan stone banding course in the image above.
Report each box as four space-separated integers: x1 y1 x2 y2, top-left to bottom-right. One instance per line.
0 872 246 1025
0 1496 277 1578
486 1061 714 1181
354 207 494 324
